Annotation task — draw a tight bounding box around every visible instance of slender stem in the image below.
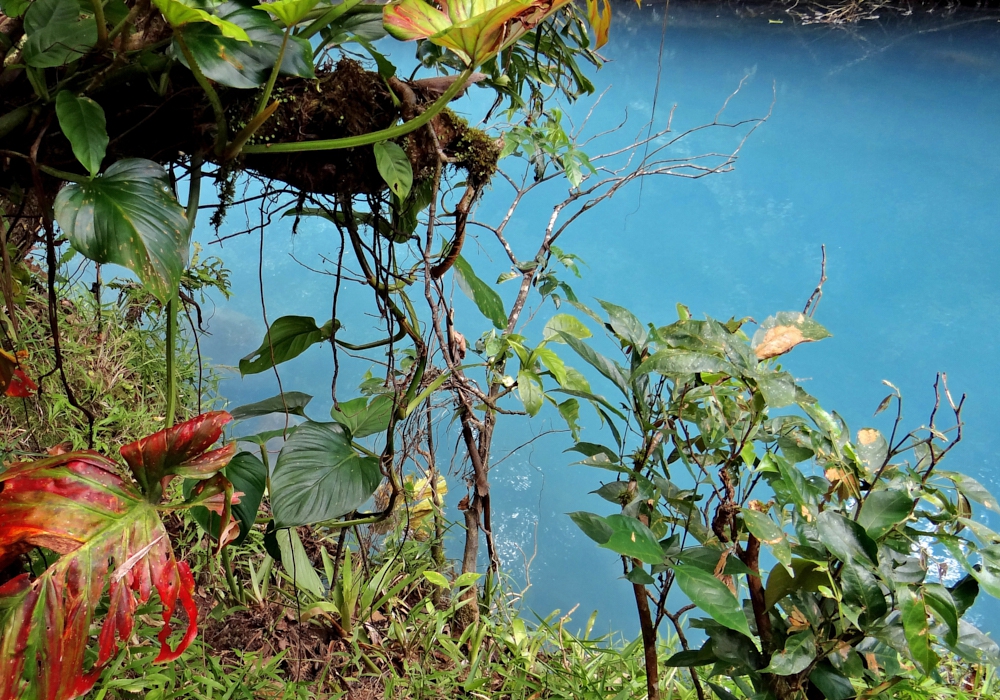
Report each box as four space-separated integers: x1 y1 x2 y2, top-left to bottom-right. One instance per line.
37 165 89 183
165 291 178 427
90 0 109 48
298 0 366 40
255 28 289 117
221 546 243 603
242 68 473 154
175 35 227 156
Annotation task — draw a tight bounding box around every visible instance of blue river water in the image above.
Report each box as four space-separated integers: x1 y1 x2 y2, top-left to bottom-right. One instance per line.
193 4 1000 637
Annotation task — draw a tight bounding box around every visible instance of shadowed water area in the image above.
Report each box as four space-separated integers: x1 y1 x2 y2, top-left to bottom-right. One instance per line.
195 3 1000 636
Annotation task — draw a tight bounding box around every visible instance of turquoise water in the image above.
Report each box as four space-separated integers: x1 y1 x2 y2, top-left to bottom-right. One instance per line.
196 5 1000 635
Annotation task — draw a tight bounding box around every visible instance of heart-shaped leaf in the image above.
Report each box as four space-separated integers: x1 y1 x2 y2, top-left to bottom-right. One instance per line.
55 91 108 177
22 0 98 67
271 421 382 528
53 159 189 303
330 395 394 438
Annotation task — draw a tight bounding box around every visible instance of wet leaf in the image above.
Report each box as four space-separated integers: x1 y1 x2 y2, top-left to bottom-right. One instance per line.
857 489 912 540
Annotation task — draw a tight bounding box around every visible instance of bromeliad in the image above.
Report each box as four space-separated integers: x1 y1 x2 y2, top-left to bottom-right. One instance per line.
0 412 239 700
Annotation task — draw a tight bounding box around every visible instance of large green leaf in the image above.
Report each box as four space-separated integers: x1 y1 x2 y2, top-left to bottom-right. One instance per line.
922 583 958 647
254 0 321 26
597 299 646 348
763 631 815 675
900 586 938 675
453 254 507 329
239 316 334 376
855 427 888 472
275 527 325 597
53 159 189 303
857 489 912 540
568 511 613 545
672 564 752 638
55 91 108 178
742 508 791 569
373 141 413 200
808 663 854 700
172 2 314 89
22 0 98 67
154 0 252 41
543 313 592 341
940 471 1000 514
600 515 665 564
817 511 878 565
330 395 394 438
230 392 313 421
841 559 887 620
271 421 381 528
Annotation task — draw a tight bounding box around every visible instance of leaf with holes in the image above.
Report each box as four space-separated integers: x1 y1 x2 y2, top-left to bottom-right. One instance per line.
0 412 236 700
55 92 108 178
53 159 189 304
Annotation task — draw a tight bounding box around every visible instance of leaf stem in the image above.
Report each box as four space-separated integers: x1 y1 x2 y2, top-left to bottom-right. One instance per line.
90 0 109 48
175 35 228 157
221 546 243 603
242 69 474 154
165 291 178 427
254 27 289 118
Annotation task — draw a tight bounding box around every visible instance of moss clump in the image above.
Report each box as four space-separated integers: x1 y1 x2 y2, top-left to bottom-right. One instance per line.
436 109 501 189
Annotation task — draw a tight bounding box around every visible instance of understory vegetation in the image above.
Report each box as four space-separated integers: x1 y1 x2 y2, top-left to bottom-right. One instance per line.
2 1 999 699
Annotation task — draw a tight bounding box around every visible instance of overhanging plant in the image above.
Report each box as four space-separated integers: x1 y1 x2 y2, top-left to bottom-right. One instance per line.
0 411 239 700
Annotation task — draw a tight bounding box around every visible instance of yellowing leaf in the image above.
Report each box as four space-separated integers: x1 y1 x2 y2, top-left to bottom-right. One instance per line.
585 0 611 49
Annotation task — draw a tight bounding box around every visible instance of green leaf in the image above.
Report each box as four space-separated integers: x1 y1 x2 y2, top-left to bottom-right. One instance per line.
53 159 188 303
453 254 507 330
254 0 321 26
557 398 581 441
672 564 752 638
534 347 568 386
422 570 449 588
855 427 888 473
808 663 854 700
154 0 252 40
23 0 97 67
187 451 267 547
663 645 717 667
543 313 592 341
568 511 613 545
517 369 543 417
949 575 978 617
923 583 958 647
940 471 1000 514
172 2 314 89
275 527 325 597
753 311 832 361
755 371 796 408
0 0 29 19
557 333 628 395
763 631 815 675
626 565 656 585
950 620 1000 666
742 508 791 569
231 392 313 421
271 422 381 528
634 350 738 379
841 559 887 620
817 511 878 565
601 515 665 564
900 586 938 675
55 91 107 178
239 316 334 376
676 547 757 579
597 299 646 348
373 141 413 200
330 395 394 438
857 489 912 540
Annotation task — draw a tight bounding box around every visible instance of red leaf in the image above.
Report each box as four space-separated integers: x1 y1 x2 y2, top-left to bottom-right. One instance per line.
120 411 234 499
0 412 233 700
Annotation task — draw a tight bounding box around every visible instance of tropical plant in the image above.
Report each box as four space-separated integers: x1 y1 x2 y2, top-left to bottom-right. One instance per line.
0 411 238 700
559 300 999 700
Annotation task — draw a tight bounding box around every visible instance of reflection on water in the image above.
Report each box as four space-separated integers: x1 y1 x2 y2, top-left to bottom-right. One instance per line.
197 3 1000 636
